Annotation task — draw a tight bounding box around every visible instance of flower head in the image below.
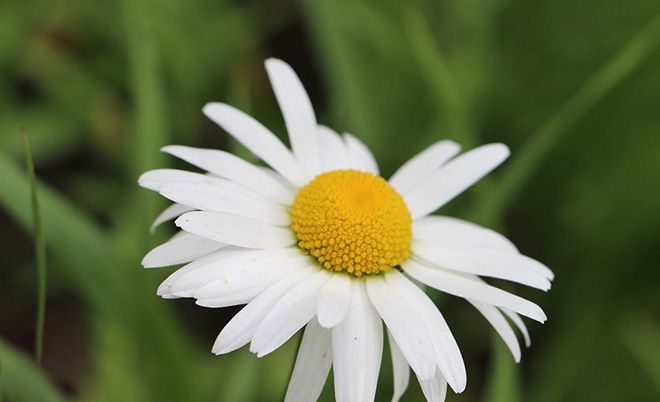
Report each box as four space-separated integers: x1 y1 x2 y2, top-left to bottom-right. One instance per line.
139 59 553 402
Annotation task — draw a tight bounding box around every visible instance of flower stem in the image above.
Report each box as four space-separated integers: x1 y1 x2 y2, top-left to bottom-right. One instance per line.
21 128 47 365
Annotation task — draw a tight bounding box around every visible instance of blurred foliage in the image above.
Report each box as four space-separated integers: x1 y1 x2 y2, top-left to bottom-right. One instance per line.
1 0 660 401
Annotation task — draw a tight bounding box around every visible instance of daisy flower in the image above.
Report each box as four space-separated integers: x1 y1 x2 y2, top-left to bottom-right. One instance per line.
139 59 553 402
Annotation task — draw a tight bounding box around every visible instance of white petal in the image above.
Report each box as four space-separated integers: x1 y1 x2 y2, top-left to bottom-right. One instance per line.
332 281 383 402
403 143 510 219
162 145 294 204
317 273 352 328
471 276 532 347
501 308 531 347
412 242 551 291
418 370 448 402
389 140 460 194
142 232 225 268
265 58 321 178
366 276 436 381
318 125 350 172
169 247 301 297
412 216 518 254
468 300 521 362
193 255 311 307
259 166 298 191
212 267 315 354
150 203 194 232
386 271 466 393
203 102 307 187
156 248 234 298
160 181 291 226
139 168 214 191
344 133 379 174
403 260 547 322
251 269 331 357
388 330 410 402
175 211 295 249
284 318 332 402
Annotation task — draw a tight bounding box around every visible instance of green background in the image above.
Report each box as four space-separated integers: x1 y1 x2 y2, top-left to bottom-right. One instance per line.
1 0 660 401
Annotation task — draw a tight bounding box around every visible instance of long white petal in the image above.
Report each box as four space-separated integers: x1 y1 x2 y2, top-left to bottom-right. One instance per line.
317 273 352 328
142 232 225 268
414 217 554 280
138 168 214 191
162 145 294 204
156 248 237 298
333 281 383 402
389 140 460 194
212 268 315 354
259 166 298 191
175 211 295 249
403 260 547 322
386 271 466 393
169 248 301 296
418 370 448 402
203 102 307 187
265 58 321 178
404 144 510 219
366 276 436 381
150 203 195 232
468 300 521 362
344 133 379 174
412 216 518 254
412 242 551 291
388 330 410 402
501 308 531 347
251 270 331 357
284 319 332 402
160 181 291 226
318 125 350 172
193 255 311 307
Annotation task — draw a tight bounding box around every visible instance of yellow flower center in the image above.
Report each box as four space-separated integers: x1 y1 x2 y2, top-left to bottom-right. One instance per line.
291 170 412 277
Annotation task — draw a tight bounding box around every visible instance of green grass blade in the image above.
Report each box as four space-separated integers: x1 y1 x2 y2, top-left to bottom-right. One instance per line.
0 152 206 401
475 10 660 223
120 0 166 180
483 337 523 402
300 0 378 140
0 152 125 310
0 339 66 402
619 313 660 391
21 129 47 365
404 6 478 148
216 351 260 402
119 0 167 250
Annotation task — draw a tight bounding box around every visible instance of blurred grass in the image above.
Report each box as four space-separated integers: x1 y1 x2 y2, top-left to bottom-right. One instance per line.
20 130 47 364
482 340 522 402
475 8 660 224
619 313 660 392
0 339 64 402
1 0 660 401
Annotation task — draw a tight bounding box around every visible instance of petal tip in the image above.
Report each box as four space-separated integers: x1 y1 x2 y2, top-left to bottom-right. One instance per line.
264 57 289 71
137 172 155 189
173 213 190 228
202 102 225 118
211 339 229 355
492 143 511 159
140 256 153 268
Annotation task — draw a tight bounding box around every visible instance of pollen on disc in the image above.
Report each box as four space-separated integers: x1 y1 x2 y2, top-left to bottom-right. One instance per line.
291 170 412 277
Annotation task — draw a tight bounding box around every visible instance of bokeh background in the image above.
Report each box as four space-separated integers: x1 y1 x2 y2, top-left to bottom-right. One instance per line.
1 0 660 401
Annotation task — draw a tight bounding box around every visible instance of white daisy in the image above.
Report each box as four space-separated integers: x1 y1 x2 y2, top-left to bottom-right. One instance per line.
139 59 553 402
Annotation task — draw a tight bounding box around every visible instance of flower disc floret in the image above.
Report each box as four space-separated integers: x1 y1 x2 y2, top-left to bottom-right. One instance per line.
291 170 412 277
